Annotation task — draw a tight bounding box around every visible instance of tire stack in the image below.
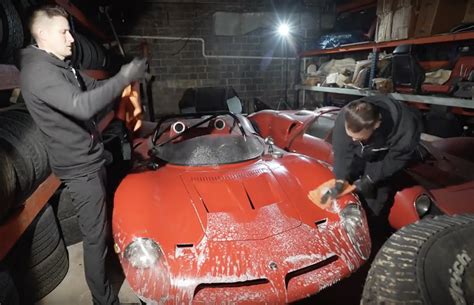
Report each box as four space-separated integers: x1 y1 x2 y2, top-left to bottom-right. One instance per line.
0 104 50 221
0 0 24 63
7 204 69 304
70 31 124 73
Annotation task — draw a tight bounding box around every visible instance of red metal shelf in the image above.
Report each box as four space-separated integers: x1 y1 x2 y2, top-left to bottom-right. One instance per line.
0 175 61 261
300 31 474 57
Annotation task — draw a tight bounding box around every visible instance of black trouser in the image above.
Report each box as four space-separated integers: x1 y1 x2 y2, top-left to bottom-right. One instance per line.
63 166 119 305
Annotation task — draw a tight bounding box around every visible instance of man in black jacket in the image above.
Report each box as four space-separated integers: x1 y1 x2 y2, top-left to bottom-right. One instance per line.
325 96 421 218
19 5 146 305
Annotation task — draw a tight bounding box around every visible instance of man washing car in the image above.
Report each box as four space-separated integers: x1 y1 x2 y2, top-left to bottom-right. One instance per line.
19 5 146 304
324 96 422 219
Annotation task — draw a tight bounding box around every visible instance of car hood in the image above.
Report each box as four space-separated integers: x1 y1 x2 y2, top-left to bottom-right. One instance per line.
180 161 302 241
113 154 337 248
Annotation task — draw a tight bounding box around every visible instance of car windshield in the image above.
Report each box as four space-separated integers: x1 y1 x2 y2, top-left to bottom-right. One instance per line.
153 133 265 166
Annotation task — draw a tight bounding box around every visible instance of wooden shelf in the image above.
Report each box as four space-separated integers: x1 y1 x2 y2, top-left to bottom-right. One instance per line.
300 31 474 57
295 85 474 109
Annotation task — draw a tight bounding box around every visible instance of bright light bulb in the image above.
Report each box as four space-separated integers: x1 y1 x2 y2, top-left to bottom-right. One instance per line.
278 23 290 37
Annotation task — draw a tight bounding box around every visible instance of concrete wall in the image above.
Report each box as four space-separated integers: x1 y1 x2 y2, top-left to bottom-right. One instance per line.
118 0 322 115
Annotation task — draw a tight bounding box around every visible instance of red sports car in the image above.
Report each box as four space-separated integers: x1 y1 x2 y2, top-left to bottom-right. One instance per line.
249 107 474 230
112 112 371 304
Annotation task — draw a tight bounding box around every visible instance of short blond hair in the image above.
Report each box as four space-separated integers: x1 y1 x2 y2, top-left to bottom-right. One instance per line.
29 5 68 40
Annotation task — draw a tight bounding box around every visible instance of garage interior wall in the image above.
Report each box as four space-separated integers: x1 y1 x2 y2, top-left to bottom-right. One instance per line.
117 0 325 114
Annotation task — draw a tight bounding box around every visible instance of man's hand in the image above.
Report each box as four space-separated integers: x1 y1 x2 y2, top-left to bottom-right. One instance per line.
119 57 147 83
321 179 345 204
354 175 375 198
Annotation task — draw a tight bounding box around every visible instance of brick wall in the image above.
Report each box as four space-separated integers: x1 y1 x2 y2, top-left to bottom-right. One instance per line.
118 0 322 115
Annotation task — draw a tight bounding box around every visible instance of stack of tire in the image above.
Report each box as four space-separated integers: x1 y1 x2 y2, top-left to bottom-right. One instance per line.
0 0 122 73
2 204 69 305
71 32 110 70
0 104 50 222
0 0 43 63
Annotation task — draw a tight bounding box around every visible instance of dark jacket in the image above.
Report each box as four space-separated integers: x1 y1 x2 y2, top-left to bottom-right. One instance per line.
332 96 421 184
19 46 128 179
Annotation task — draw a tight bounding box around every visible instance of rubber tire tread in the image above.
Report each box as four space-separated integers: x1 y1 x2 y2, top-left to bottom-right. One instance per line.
58 215 82 246
0 0 24 62
71 32 108 69
21 238 69 303
12 205 61 269
361 214 474 305
55 189 83 246
4 109 50 184
0 125 33 204
1 111 48 184
0 144 17 222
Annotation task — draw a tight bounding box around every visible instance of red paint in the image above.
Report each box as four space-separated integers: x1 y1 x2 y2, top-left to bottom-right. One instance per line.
113 114 370 303
250 108 474 230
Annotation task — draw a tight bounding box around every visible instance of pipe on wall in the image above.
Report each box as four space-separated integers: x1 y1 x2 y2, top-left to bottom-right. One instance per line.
120 35 297 61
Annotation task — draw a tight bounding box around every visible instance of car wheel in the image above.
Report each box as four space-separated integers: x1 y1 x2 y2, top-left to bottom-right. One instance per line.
362 214 474 305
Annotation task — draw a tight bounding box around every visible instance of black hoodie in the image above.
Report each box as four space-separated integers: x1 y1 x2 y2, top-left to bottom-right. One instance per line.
332 96 422 184
19 46 129 179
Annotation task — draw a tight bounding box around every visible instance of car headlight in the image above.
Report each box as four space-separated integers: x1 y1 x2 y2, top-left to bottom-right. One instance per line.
415 194 431 218
124 238 162 269
340 203 371 260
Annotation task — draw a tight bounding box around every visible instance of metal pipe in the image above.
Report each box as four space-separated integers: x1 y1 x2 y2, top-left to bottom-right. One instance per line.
104 7 126 56
120 35 297 61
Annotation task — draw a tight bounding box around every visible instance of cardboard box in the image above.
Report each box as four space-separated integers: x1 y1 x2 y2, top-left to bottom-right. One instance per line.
375 0 393 42
375 0 418 42
414 0 467 37
463 0 474 23
391 2 417 40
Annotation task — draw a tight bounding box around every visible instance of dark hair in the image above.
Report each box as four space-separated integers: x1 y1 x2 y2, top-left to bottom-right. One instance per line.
29 5 68 38
344 99 381 132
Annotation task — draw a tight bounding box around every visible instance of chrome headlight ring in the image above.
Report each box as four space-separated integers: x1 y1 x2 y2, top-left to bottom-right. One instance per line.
340 203 371 260
124 238 163 269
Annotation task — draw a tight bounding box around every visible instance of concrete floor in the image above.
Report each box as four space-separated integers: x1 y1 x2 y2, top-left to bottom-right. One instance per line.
35 242 141 305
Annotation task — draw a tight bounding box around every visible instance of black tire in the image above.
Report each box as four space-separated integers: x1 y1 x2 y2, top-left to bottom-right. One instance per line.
22 237 69 303
0 0 24 63
53 189 83 246
0 263 19 305
0 144 16 222
58 215 82 246
2 110 49 183
9 205 69 303
11 205 60 269
71 32 108 70
0 107 50 208
362 214 474 305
